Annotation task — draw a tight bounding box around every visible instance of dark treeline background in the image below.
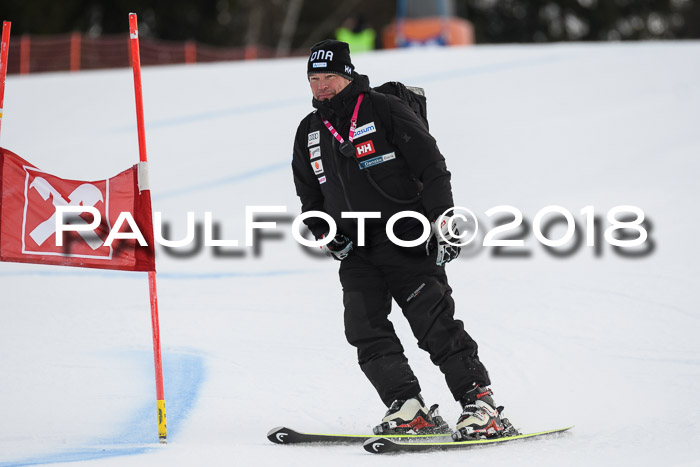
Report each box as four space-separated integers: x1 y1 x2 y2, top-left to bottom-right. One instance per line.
1 0 698 51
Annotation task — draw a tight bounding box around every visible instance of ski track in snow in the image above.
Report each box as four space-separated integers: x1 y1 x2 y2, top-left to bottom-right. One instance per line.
0 351 205 466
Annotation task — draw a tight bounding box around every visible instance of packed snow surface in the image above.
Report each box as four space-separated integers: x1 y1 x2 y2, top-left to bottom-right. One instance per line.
1 41 699 466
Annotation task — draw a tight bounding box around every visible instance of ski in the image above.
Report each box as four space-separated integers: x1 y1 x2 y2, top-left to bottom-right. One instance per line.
363 426 574 453
267 426 452 445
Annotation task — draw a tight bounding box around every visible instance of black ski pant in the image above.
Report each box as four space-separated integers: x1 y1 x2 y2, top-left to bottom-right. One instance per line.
339 238 490 407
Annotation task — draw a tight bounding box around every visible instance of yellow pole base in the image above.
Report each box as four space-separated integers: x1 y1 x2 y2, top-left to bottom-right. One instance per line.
157 399 167 443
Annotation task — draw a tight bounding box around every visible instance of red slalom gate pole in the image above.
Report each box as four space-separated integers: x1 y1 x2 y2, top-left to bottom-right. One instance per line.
0 21 11 140
128 13 167 444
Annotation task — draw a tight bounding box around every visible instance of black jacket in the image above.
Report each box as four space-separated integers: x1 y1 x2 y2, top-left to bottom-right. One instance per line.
292 73 454 246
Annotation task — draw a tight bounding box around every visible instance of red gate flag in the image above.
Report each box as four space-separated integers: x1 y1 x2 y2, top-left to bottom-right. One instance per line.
0 147 155 271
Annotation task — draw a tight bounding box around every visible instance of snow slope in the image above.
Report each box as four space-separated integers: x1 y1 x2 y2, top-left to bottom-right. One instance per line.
1 41 699 466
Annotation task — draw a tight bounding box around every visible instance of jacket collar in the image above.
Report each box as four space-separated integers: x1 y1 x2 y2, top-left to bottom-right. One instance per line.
312 73 371 120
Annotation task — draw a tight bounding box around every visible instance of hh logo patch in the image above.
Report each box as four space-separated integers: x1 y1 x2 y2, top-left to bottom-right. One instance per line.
311 159 324 175
308 131 320 147
355 140 375 158
318 175 327 184
309 146 321 160
359 152 396 169
354 122 376 139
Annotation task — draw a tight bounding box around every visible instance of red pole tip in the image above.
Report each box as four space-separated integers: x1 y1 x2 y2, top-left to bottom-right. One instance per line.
129 14 138 35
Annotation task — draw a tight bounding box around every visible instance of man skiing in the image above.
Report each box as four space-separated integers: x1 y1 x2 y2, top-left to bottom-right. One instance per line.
291 39 511 440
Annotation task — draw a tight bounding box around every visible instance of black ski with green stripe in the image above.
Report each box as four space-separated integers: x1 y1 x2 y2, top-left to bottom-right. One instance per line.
363 426 574 453
267 426 451 445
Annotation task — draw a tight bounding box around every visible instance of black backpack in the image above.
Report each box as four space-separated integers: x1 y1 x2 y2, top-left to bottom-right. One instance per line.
362 81 428 205
371 81 429 131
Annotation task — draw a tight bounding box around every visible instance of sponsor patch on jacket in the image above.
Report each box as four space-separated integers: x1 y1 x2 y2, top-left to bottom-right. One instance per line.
308 131 320 147
359 152 395 169
311 159 324 175
309 146 321 160
355 140 375 158
318 175 327 184
354 122 376 139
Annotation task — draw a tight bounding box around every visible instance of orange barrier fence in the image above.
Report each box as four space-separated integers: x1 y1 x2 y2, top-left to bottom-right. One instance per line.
5 33 304 75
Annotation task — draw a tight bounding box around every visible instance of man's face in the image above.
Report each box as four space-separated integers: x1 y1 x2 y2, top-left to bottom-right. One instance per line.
309 73 351 101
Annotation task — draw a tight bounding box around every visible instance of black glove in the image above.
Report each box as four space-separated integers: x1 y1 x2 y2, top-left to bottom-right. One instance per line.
426 217 461 266
320 233 353 261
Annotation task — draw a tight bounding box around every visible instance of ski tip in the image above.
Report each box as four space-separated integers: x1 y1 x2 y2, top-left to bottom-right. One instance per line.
267 426 295 444
363 436 397 454
267 426 284 437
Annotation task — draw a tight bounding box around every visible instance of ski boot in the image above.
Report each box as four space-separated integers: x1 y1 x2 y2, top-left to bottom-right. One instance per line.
452 386 519 441
373 394 451 435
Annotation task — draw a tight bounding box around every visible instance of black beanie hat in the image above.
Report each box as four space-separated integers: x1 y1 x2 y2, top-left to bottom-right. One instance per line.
307 40 354 80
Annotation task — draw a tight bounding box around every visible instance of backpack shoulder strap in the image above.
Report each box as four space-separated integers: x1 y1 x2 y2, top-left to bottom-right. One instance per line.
368 90 395 143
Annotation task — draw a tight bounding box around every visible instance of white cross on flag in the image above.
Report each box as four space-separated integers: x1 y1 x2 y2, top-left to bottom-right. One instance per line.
0 147 155 271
